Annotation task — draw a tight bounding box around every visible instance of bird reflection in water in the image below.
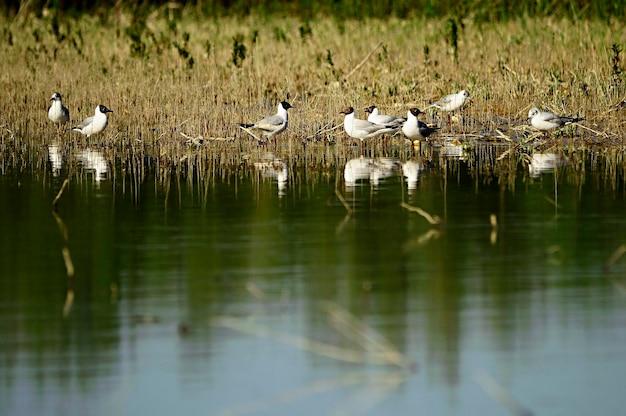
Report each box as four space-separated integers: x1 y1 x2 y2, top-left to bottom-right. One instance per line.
48 143 63 176
401 159 424 192
344 157 402 187
528 152 566 177
344 157 424 192
76 148 108 182
253 153 288 196
48 145 108 182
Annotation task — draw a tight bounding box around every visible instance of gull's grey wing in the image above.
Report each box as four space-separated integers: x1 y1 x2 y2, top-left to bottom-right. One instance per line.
352 118 388 134
372 114 405 126
255 114 284 131
433 94 453 107
76 116 94 129
541 112 574 126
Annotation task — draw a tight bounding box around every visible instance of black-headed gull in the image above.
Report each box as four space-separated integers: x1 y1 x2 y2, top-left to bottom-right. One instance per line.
527 107 584 131
401 108 439 141
239 101 293 143
339 107 397 142
48 92 70 125
364 105 405 128
431 90 472 112
72 104 113 137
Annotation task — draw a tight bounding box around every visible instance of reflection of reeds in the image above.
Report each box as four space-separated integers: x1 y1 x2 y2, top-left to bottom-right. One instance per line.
52 179 76 316
474 369 534 416
321 301 415 369
216 300 414 369
218 370 407 416
220 282 416 404
606 244 626 269
216 297 415 415
605 244 626 295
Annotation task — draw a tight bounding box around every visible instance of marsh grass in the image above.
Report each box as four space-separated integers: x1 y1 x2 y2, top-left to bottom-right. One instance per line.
1 10 625 189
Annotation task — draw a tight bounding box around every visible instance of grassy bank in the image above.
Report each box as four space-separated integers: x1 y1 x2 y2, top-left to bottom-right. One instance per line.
0 10 625 151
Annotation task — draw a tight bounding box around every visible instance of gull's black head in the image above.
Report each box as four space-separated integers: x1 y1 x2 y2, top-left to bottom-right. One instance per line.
339 107 355 115
98 105 114 114
409 108 423 117
280 101 293 110
50 92 62 101
364 105 377 114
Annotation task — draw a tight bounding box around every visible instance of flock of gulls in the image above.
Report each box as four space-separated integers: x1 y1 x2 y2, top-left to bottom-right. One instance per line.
46 89 585 189
48 89 585 146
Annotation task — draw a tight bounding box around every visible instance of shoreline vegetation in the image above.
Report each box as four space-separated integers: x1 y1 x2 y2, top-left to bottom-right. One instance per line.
4 1 626 21
1 5 625 190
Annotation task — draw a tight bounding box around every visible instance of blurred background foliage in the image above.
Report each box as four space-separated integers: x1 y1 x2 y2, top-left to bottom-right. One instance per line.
3 0 626 21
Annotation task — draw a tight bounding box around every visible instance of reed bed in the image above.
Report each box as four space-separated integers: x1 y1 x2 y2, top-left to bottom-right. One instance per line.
1 10 625 186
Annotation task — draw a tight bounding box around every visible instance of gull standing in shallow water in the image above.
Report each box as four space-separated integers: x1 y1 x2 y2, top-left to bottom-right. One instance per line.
48 92 70 125
339 107 397 148
430 90 472 112
364 105 405 128
527 107 584 131
72 104 113 137
239 101 293 144
401 108 440 142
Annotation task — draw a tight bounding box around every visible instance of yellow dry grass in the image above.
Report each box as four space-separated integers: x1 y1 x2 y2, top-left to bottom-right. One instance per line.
1 11 625 150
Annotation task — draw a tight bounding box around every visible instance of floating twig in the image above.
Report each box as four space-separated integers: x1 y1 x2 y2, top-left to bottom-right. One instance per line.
62 289 74 318
52 178 70 209
490 213 498 245
335 188 353 214
400 202 441 225
61 247 75 279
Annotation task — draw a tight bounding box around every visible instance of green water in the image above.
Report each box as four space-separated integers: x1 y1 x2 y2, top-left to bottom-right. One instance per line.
1 142 625 415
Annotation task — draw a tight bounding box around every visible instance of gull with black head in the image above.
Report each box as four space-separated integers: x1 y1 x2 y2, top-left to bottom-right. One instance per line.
402 108 440 142
340 106 397 151
239 101 293 145
364 105 405 129
72 104 114 137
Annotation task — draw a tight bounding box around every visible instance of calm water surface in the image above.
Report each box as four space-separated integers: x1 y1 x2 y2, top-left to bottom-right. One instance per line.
1 143 626 416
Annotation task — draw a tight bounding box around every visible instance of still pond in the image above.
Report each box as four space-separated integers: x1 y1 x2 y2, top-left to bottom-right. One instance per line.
1 141 626 416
